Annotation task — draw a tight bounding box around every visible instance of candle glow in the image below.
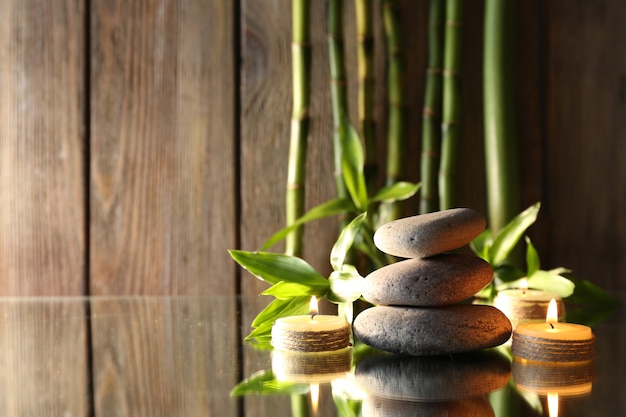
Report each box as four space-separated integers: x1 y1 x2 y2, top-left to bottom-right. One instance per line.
548 393 559 417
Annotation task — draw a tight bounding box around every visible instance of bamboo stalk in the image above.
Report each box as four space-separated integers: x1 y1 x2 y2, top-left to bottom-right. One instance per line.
286 0 311 257
483 0 520 234
379 0 406 224
419 0 445 214
327 0 349 201
354 0 377 194
438 0 463 210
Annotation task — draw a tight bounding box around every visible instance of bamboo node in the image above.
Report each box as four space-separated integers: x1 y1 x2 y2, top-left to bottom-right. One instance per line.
446 20 463 27
442 69 459 77
427 67 443 75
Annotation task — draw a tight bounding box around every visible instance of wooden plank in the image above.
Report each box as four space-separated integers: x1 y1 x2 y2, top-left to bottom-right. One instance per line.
91 297 239 416
0 299 89 415
0 0 86 295
239 1 343 415
90 0 236 295
545 0 626 295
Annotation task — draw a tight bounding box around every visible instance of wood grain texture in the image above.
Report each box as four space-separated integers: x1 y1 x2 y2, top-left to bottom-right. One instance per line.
0 300 89 415
544 0 626 296
90 0 236 295
91 297 239 416
0 0 86 295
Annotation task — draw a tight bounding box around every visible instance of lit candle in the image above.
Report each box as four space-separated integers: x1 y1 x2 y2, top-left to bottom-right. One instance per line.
493 278 564 329
271 296 351 352
512 299 594 362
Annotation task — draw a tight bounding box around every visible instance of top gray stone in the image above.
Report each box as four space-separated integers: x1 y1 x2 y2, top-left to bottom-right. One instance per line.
373 208 486 258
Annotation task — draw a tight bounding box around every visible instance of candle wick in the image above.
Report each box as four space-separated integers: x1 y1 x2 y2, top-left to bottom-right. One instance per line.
549 322 555 329
310 313 317 320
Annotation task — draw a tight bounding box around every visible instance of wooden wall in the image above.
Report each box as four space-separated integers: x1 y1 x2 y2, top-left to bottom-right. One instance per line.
1 0 625 303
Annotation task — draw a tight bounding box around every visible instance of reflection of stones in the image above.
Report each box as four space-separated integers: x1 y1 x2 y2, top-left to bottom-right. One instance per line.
362 395 495 417
272 348 352 383
353 305 512 356
373 208 486 259
355 350 511 402
362 253 493 307
512 357 593 397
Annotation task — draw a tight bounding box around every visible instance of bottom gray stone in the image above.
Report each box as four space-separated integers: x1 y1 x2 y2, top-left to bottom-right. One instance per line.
353 304 512 356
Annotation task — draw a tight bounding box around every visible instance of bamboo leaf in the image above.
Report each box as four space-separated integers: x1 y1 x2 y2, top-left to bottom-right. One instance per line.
229 250 327 287
565 275 620 305
331 212 367 270
251 296 310 328
261 281 329 300
262 198 356 250
490 202 541 266
328 265 364 303
525 236 540 277
527 270 575 298
231 370 310 396
470 229 493 261
369 181 421 203
340 114 369 210
247 296 311 344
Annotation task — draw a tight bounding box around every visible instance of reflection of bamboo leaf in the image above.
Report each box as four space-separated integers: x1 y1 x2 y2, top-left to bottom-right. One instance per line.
231 370 310 396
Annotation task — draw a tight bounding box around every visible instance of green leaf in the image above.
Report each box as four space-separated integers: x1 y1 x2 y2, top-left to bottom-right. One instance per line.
525 236 540 277
247 296 310 343
369 181 421 203
565 275 620 305
261 198 356 250
493 264 525 285
470 229 493 261
328 265 364 303
229 250 328 287
331 212 367 270
526 270 575 298
231 370 310 396
490 202 541 266
261 281 329 300
340 114 369 210
251 296 310 328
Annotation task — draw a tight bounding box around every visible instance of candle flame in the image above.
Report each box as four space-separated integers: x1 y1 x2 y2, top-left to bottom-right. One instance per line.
520 278 528 292
310 383 319 415
309 296 319 316
546 298 559 325
548 392 559 417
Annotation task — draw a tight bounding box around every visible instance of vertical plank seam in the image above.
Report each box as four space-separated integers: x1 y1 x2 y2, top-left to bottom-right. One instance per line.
233 1 245 416
537 0 551 263
83 0 96 416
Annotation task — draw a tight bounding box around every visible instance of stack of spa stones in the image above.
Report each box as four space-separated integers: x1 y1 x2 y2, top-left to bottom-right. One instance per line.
353 208 512 356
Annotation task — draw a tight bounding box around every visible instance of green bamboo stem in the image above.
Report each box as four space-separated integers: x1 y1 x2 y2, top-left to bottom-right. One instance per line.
355 0 377 194
327 0 349 201
419 0 445 214
379 0 406 224
438 0 463 210
286 0 311 257
484 0 520 234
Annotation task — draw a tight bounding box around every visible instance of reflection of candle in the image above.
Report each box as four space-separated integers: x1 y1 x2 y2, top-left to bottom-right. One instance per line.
272 348 352 383
493 279 564 329
512 299 594 362
512 356 593 397
271 296 351 352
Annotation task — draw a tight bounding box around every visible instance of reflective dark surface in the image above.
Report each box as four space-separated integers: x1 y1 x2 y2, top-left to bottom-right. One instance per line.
0 295 623 416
